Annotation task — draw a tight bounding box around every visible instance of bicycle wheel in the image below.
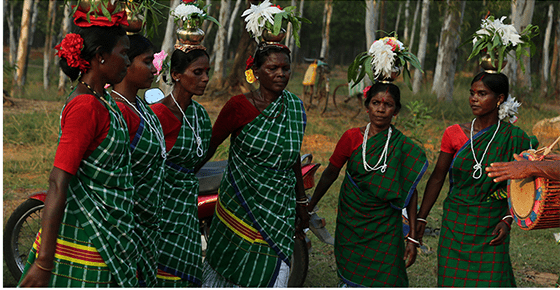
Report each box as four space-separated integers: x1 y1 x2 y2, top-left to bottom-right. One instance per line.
287 237 309 287
4 198 44 281
333 83 362 118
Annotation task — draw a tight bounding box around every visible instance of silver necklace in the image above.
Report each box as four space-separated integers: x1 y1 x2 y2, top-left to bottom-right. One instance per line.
170 92 204 157
362 123 391 173
470 118 500 179
112 90 167 159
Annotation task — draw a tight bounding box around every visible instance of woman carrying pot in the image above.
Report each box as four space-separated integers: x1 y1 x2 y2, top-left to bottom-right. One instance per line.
110 34 166 287
19 8 142 287
415 72 534 287
150 3 214 285
306 36 427 287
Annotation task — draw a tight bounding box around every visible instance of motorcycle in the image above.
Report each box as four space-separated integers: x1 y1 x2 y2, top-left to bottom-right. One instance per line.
4 154 333 287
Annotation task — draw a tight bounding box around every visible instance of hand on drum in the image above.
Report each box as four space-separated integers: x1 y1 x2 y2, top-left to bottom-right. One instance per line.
486 154 533 182
489 220 511 245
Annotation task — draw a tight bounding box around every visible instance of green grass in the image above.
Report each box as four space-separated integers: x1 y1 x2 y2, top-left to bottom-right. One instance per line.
3 55 560 287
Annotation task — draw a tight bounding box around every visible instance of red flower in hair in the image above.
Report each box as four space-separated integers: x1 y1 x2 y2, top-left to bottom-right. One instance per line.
246 55 255 70
363 85 372 99
55 33 90 73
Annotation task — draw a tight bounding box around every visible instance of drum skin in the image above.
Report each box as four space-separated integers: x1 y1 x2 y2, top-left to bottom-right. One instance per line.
507 151 560 230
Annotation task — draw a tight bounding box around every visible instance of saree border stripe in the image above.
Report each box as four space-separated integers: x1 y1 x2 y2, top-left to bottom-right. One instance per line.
216 197 267 244
156 269 182 281
32 233 107 267
228 168 291 267
157 264 202 284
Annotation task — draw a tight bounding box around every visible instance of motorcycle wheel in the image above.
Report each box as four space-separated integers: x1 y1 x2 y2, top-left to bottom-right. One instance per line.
287 238 309 287
4 198 44 281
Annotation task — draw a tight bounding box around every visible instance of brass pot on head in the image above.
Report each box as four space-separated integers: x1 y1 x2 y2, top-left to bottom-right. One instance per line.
375 66 401 83
480 53 508 73
261 28 287 44
176 21 205 45
123 3 145 34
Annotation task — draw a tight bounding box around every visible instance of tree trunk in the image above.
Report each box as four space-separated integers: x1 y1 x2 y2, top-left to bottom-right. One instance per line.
28 0 39 46
44 0 57 90
159 0 181 94
206 0 231 97
432 0 466 102
13 0 33 96
207 0 259 99
394 2 403 35
57 3 72 96
412 0 430 94
408 0 421 49
378 0 385 35
403 0 410 42
551 6 560 100
541 4 553 96
508 0 535 90
365 0 380 48
7 0 17 67
226 0 243 48
319 0 333 60
201 0 212 33
285 0 297 49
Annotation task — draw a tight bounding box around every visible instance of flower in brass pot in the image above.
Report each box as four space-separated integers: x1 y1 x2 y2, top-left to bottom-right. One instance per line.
467 15 539 73
241 0 309 47
171 0 219 29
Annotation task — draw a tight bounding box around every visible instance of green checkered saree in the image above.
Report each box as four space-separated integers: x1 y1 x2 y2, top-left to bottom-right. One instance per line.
204 91 306 287
128 97 166 287
336 126 428 287
157 100 211 287
437 121 533 287
20 93 140 287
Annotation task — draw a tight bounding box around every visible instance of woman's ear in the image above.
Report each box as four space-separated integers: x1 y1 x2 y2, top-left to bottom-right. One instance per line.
171 71 180 82
498 93 506 105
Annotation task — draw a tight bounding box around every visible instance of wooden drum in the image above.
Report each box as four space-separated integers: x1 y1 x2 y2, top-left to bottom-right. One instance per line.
507 150 560 230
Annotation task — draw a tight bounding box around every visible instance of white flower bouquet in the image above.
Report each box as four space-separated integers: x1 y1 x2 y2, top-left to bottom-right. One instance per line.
499 95 521 124
171 0 219 28
348 34 422 89
241 0 309 47
467 15 538 73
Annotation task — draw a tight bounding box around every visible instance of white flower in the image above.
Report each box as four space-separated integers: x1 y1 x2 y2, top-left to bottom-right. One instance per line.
171 3 205 21
368 40 396 78
241 0 282 39
477 16 523 47
498 95 521 123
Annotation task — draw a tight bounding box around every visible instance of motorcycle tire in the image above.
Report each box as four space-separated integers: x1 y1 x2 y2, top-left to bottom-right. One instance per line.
4 198 44 281
287 237 309 287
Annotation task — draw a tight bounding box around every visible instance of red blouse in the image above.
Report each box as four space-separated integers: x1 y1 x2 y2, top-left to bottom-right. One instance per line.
151 103 181 151
116 102 140 142
53 95 110 175
329 127 364 169
440 124 469 156
210 94 261 149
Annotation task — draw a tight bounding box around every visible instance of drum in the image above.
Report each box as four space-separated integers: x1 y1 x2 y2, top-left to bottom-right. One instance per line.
507 150 560 230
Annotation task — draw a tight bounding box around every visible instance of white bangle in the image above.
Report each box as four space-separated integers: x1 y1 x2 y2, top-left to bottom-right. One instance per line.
502 215 513 220
417 217 427 224
407 236 420 246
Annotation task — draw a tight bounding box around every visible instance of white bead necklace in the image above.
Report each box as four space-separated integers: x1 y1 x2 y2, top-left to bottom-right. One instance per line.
170 92 204 157
469 118 500 179
112 90 167 159
362 123 391 173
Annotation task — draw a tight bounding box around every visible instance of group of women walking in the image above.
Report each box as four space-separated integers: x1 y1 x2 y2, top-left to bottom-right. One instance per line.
17 3 539 288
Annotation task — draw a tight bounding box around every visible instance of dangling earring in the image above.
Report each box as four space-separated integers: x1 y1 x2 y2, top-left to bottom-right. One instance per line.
101 59 105 64
497 102 501 108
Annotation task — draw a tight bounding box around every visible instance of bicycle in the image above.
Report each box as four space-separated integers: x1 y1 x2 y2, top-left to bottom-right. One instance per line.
301 58 364 118
302 58 330 114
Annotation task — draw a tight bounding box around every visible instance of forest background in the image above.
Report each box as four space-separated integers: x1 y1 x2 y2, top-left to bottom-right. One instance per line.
4 0 560 287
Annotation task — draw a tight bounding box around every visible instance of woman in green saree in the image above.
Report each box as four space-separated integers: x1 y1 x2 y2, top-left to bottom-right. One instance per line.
416 72 534 287
19 12 141 287
307 82 428 287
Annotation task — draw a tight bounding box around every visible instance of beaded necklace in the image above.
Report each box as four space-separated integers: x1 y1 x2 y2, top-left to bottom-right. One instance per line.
362 123 391 173
79 79 124 127
170 92 204 157
469 118 501 179
112 90 167 159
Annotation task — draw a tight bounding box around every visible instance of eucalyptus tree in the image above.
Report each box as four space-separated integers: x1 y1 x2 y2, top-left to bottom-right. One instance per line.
412 0 430 94
13 0 33 96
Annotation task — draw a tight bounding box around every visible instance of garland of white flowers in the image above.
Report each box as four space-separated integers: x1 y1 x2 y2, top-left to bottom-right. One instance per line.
498 95 521 124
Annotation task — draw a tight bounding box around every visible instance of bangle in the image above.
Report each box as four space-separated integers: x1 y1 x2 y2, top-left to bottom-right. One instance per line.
502 215 513 221
500 220 511 230
35 261 54 272
407 236 420 247
295 200 309 204
417 217 427 224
